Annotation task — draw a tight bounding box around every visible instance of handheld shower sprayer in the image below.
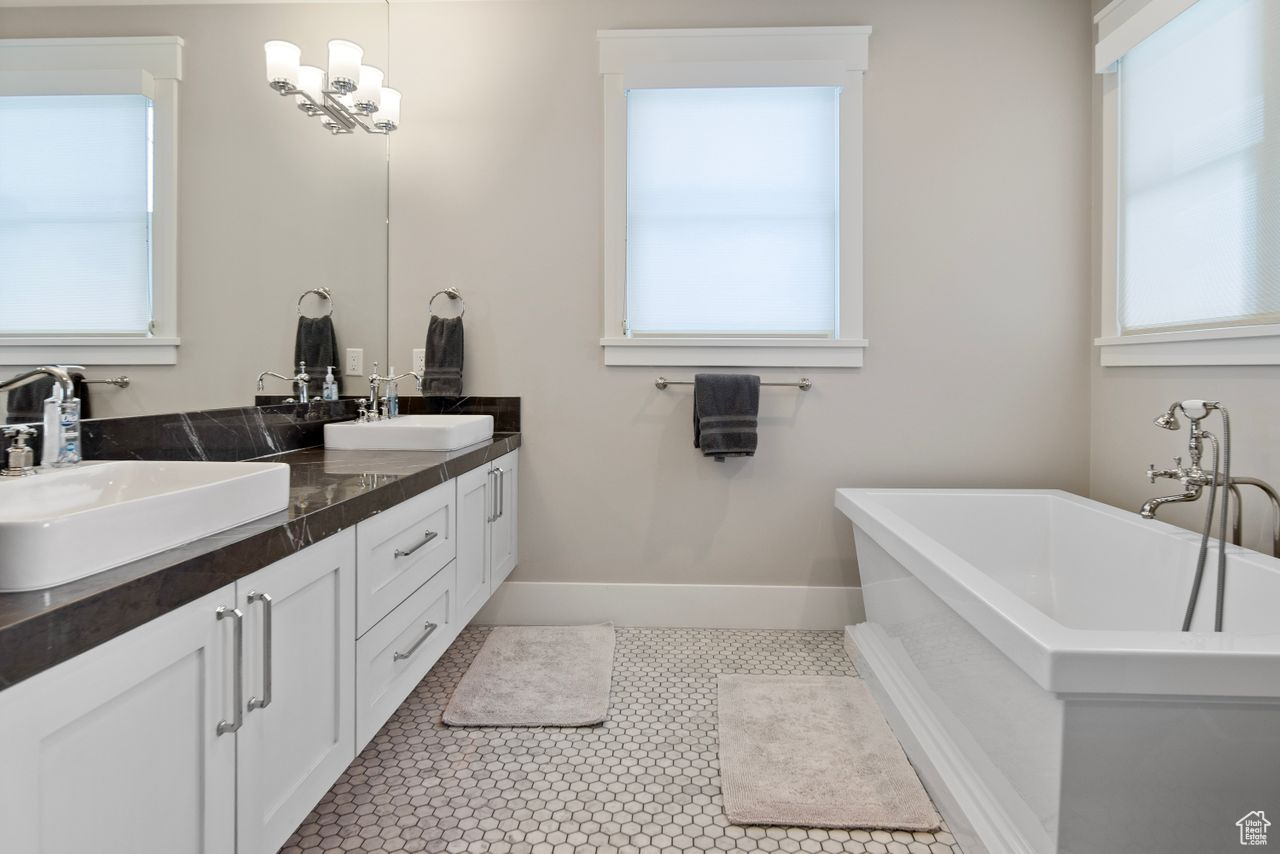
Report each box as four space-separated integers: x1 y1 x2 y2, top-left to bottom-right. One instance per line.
1146 399 1231 632
1154 399 1218 431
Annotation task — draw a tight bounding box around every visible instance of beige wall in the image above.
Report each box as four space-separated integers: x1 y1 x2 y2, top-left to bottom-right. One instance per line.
2 3 389 418
387 0 1095 588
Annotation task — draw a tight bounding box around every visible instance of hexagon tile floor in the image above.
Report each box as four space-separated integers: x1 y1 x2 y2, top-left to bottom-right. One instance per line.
282 627 963 854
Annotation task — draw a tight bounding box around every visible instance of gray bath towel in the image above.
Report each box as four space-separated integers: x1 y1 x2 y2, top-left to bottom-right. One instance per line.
6 373 90 424
423 315 464 397
294 315 340 398
693 373 760 462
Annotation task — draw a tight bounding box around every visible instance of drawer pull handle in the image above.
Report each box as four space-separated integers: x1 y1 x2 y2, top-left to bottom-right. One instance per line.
393 621 439 661
394 530 438 558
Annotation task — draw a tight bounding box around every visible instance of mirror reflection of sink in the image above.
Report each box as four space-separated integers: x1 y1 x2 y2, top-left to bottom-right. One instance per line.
324 414 494 451
0 460 291 592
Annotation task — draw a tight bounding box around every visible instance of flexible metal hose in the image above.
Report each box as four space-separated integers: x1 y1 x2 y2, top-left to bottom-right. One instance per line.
1214 406 1231 631
1181 431 1220 632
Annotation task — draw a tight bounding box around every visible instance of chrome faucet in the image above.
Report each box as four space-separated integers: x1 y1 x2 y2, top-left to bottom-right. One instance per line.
359 366 422 422
0 365 83 468
257 361 311 404
1141 401 1218 519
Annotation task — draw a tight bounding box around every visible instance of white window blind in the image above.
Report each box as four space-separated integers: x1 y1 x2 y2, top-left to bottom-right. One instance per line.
1118 0 1278 333
625 86 840 336
0 93 154 335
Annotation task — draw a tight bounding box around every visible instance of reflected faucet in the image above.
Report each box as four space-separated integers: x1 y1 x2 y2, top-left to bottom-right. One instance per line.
0 365 84 467
257 361 311 404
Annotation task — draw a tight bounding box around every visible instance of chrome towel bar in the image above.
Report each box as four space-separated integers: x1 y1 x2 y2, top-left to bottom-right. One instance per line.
82 376 130 388
654 376 812 391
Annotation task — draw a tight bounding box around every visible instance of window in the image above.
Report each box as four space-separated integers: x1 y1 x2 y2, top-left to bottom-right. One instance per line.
626 86 840 337
0 94 154 335
0 37 182 365
1095 0 1280 365
598 27 870 368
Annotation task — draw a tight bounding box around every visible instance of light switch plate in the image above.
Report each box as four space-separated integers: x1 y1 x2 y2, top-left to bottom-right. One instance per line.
345 348 364 376
412 348 426 375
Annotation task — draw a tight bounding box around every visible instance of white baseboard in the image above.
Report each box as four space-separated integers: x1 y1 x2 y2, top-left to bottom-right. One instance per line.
473 581 864 630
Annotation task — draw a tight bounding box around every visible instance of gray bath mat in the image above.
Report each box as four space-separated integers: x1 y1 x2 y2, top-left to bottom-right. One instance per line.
443 624 615 726
717 675 940 830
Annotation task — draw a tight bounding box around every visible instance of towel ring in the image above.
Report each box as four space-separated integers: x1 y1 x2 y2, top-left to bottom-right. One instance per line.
428 286 466 319
298 287 335 318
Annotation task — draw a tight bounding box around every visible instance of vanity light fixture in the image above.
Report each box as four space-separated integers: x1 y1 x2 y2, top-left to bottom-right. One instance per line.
264 39 400 135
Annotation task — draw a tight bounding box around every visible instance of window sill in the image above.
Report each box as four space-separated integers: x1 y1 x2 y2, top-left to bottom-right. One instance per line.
1095 324 1280 366
601 337 867 368
0 337 180 367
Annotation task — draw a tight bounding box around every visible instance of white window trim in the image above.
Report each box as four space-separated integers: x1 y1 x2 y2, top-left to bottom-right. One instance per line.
0 36 182 366
597 26 871 369
1093 0 1280 367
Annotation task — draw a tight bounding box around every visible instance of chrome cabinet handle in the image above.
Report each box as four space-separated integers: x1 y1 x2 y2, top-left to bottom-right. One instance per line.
247 591 273 712
394 530 438 558
487 470 497 523
216 606 244 736
393 621 439 661
497 467 505 519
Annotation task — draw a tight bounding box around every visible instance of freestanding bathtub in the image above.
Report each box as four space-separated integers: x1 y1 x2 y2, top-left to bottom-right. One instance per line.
836 488 1280 854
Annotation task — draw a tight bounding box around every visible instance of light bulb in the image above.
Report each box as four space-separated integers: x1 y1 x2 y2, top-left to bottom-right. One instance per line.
375 87 400 131
295 65 324 108
264 40 301 90
353 65 383 114
327 39 363 94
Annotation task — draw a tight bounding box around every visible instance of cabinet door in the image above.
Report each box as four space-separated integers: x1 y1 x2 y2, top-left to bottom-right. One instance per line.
236 529 356 854
490 449 519 587
455 463 492 624
0 585 238 854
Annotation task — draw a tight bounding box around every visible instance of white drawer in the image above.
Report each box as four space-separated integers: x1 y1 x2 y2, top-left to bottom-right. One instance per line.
355 561 458 751
355 479 456 636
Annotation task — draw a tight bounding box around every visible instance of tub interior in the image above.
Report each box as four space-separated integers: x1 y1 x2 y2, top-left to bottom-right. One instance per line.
861 491 1280 634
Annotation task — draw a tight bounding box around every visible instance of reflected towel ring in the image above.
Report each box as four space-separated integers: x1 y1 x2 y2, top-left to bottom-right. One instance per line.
298 287 335 318
428 286 466 319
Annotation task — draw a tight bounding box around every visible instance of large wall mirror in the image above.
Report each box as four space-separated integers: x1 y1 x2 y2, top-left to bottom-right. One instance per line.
0 1 390 419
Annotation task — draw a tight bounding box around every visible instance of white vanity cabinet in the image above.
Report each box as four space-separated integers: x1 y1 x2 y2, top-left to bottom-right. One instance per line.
0 446 518 854
235 530 356 854
456 448 519 624
0 584 238 854
0 530 356 854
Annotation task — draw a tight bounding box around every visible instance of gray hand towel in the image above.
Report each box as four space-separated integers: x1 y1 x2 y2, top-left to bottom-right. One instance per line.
423 315 464 397
294 315 340 397
6 373 91 424
693 373 760 462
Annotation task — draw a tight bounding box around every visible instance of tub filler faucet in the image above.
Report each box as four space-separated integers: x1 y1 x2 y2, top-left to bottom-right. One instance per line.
1140 399 1280 631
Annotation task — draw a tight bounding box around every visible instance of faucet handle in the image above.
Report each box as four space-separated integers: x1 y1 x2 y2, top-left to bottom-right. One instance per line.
3 426 36 448
1147 463 1158 484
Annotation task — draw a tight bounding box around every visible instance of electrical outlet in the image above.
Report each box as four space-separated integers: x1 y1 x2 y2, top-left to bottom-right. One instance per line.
345 348 363 376
412 348 426 375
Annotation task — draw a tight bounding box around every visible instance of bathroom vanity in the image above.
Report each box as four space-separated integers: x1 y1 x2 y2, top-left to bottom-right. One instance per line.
0 403 519 854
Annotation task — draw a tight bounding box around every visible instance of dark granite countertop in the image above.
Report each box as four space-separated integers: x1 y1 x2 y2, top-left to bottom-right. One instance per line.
0 433 521 691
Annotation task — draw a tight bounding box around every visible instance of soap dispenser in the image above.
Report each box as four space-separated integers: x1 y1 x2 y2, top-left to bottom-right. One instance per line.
323 366 339 401
386 368 400 417
41 386 81 467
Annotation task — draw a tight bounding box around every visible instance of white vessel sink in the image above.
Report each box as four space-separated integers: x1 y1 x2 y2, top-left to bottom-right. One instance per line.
324 414 495 451
0 460 290 592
